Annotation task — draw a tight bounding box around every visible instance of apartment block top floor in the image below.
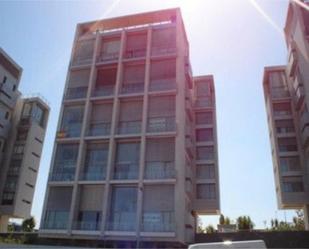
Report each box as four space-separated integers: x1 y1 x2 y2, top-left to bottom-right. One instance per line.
0 48 22 83
76 8 188 42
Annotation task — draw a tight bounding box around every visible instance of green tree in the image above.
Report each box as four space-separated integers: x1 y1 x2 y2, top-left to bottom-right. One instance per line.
205 225 215 234
237 216 254 230
22 217 36 232
219 214 225 225
225 217 231 225
197 217 205 233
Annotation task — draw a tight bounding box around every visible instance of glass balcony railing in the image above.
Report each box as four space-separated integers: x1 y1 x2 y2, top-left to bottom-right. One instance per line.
124 49 146 59
58 123 82 138
195 97 213 108
144 162 175 179
149 79 176 92
50 165 76 181
98 52 119 62
113 163 139 180
107 212 136 231
151 46 176 56
92 85 114 97
65 87 88 100
73 221 101 231
88 122 111 136
80 167 106 181
42 211 70 230
118 121 141 134
142 211 175 232
121 83 144 94
147 117 175 133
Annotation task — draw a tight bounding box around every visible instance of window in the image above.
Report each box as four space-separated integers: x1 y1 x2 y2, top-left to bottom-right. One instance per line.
22 103 32 117
125 33 147 58
108 187 138 231
196 128 213 142
121 63 145 93
275 119 295 134
196 165 215 179
12 84 16 91
93 67 116 97
273 102 291 116
151 27 176 55
282 176 304 192
99 38 120 61
278 138 298 152
88 103 112 136
32 104 45 127
72 39 95 65
13 144 24 154
51 144 79 181
60 105 84 137
196 82 210 97
118 100 142 134
196 146 214 160
16 129 28 141
2 76 7 83
114 142 140 180
149 60 176 91
5 111 9 120
82 143 108 180
280 156 301 172
196 112 213 125
197 184 216 199
66 69 90 99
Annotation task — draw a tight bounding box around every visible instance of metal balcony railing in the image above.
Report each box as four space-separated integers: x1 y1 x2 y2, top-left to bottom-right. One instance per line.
65 87 88 100
124 49 146 59
151 46 176 56
97 52 119 62
71 57 93 67
195 97 213 108
80 167 107 181
144 162 175 179
92 85 114 97
149 79 176 92
88 122 111 136
147 117 175 133
118 121 141 134
50 165 76 181
121 82 144 94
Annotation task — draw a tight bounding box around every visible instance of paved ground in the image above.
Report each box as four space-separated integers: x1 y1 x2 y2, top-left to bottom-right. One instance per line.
0 244 97 249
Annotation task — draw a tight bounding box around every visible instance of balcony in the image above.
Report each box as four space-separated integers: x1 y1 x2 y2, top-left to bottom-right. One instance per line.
271 88 290 99
287 49 297 77
107 216 136 231
97 52 119 63
113 163 139 180
0 82 19 109
142 211 175 232
71 57 93 67
149 79 176 92
92 85 114 97
124 49 146 59
118 121 141 134
42 211 69 230
195 97 213 108
144 162 175 179
65 87 88 100
121 83 144 94
88 122 111 136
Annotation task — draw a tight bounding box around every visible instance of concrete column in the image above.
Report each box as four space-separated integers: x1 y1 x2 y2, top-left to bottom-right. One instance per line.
304 204 309 230
0 215 9 233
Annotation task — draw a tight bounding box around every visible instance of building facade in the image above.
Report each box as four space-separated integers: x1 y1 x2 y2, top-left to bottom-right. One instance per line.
0 48 50 232
263 1 309 229
40 8 220 246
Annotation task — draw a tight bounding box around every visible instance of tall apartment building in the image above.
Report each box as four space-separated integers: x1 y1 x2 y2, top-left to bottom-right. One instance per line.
40 8 220 246
0 48 50 232
263 1 309 229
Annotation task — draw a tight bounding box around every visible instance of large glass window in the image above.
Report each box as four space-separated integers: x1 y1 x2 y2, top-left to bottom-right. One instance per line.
72 39 94 66
114 142 140 180
118 100 142 134
151 27 176 55
196 112 213 125
196 165 215 179
278 138 298 152
142 185 175 232
51 144 79 181
196 146 214 161
121 63 145 94
275 119 295 134
108 187 137 231
93 67 117 97
88 103 112 136
149 59 176 91
60 105 84 138
81 143 108 181
197 184 216 199
280 156 301 172
273 102 292 117
99 38 120 62
196 128 213 142
147 96 175 132
145 138 175 179
282 176 304 193
125 33 147 58
66 69 90 99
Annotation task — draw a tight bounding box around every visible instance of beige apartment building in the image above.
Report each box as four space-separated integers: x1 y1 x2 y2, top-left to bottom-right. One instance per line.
263 1 309 229
39 8 220 247
0 48 50 232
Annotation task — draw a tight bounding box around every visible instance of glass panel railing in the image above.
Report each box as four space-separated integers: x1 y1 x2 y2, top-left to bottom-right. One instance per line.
80 166 107 181
121 83 144 94
73 221 101 231
144 162 175 179
50 164 76 181
124 49 146 59
149 79 176 92
97 52 119 62
107 212 136 231
147 117 175 133
113 163 139 180
142 211 175 232
65 87 88 100
88 122 111 136
151 46 176 56
92 85 114 97
118 121 141 134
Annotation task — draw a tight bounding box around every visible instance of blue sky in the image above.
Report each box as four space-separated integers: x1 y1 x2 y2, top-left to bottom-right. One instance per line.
0 0 293 229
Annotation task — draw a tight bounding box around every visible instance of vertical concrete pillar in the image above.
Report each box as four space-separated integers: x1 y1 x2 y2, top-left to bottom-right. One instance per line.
0 215 9 233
